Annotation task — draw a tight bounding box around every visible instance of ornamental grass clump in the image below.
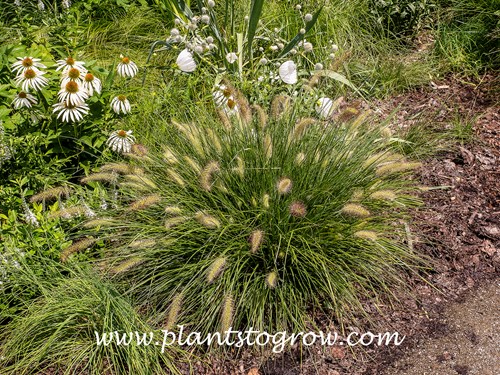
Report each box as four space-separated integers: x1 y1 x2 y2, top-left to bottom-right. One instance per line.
0 263 181 375
82 94 424 334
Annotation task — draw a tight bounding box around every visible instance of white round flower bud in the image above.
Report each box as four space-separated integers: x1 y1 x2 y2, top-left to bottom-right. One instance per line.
332 44 339 52
277 43 284 49
270 45 279 51
208 0 215 8
314 63 323 70
329 53 335 59
206 36 214 44
304 13 313 22
299 28 306 34
259 58 268 65
170 28 180 36
194 45 204 54
174 18 181 25
296 4 302 10
208 43 216 50
201 15 210 24
303 42 313 52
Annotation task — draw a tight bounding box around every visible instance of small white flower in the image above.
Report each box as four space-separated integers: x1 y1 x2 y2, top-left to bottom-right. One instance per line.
174 18 181 25
58 81 89 105
270 45 279 52
117 55 138 78
259 58 268 65
208 0 215 8
11 56 46 75
12 91 38 109
277 42 284 49
299 28 306 34
332 44 339 52
53 101 89 122
206 36 214 44
82 72 102 96
37 0 45 11
194 45 204 54
24 207 39 226
83 203 96 218
171 28 180 36
56 57 86 72
14 68 49 92
279 60 298 85
188 22 198 31
304 13 313 22
111 95 131 114
176 49 197 73
296 4 302 10
62 0 71 9
208 43 216 50
106 130 136 154
226 52 238 64
329 53 336 60
14 0 21 6
314 63 324 70
303 42 313 52
201 14 210 24
315 97 334 119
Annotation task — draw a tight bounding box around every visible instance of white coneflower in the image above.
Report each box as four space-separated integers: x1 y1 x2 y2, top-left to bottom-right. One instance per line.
56 56 86 72
14 68 48 92
315 97 334 119
117 55 138 78
106 130 136 154
279 60 298 84
12 91 37 109
212 85 239 116
58 81 89 105
176 49 197 73
52 101 89 122
60 67 87 88
226 52 238 64
11 56 46 75
111 95 131 114
82 72 102 96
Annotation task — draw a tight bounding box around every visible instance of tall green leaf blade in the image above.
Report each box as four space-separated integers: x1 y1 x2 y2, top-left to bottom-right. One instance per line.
279 6 323 57
247 0 265 59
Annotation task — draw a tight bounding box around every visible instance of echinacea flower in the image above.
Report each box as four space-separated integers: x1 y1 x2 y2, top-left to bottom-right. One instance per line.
315 97 334 119
52 101 89 122
14 68 49 91
117 55 138 78
60 66 87 86
176 49 196 73
111 95 131 114
226 52 238 64
56 56 86 72
11 56 47 75
278 60 298 84
82 72 102 96
12 91 38 109
106 130 136 154
58 81 89 105
213 85 238 116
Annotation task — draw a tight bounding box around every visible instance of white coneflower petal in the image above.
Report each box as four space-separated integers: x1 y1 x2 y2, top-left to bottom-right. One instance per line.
12 91 38 109
56 57 86 72
82 72 102 96
52 101 89 122
58 81 89 105
176 49 197 73
11 56 46 75
315 97 334 119
106 130 136 154
117 55 139 78
111 95 131 114
279 60 298 84
14 68 49 92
